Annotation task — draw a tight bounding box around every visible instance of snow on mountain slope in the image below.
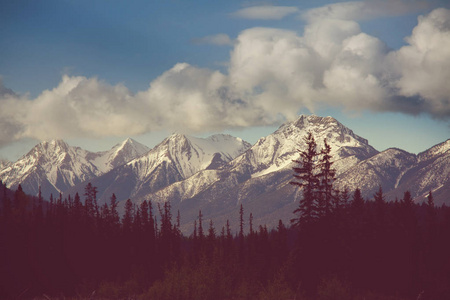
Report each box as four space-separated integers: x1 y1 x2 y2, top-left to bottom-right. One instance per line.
418 139 450 162
0 159 11 172
0 140 99 198
231 115 378 178
88 138 150 173
125 133 251 181
0 138 149 199
67 133 252 204
388 140 450 205
137 115 380 230
335 148 417 199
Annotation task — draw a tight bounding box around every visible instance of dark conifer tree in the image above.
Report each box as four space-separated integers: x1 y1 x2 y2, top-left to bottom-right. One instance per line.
226 219 232 240
317 138 335 217
207 219 216 254
1 183 12 218
207 219 216 240
84 182 98 218
109 193 120 227
176 209 181 230
123 199 134 234
148 200 156 241
402 190 413 208
249 212 254 235
427 191 435 219
198 210 204 240
239 204 244 238
339 188 350 210
351 188 364 210
193 220 198 240
373 185 386 222
140 200 149 229
35 185 44 223
290 132 320 226
100 202 110 220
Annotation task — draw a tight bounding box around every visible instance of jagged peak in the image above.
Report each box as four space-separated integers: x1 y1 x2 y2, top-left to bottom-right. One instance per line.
100 138 150 170
113 137 144 151
278 114 340 131
29 139 71 156
40 139 68 147
273 114 370 147
166 132 190 142
122 137 134 145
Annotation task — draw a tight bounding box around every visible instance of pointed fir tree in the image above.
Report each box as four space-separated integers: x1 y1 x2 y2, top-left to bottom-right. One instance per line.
402 190 413 208
84 182 98 218
198 210 204 240
123 199 134 234
427 191 435 210
317 138 336 217
290 131 320 226
249 212 254 235
239 204 244 239
109 193 120 227
351 188 364 211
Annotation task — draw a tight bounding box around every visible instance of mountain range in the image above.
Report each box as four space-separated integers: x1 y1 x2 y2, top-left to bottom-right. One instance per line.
1 115 448 232
0 138 150 200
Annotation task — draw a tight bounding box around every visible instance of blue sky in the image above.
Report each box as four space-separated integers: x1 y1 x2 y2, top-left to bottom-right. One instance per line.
0 0 449 161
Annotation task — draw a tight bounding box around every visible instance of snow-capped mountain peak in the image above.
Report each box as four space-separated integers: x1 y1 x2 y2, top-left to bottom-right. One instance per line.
64 133 252 204
128 133 251 180
279 115 370 148
232 115 378 178
88 138 150 173
0 138 150 199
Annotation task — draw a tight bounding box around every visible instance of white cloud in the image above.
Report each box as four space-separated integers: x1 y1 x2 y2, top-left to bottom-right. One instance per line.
227 7 450 117
232 5 299 20
388 8 450 117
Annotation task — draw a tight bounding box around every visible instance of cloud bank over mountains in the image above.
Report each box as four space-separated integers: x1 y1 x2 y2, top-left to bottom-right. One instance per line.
0 4 449 147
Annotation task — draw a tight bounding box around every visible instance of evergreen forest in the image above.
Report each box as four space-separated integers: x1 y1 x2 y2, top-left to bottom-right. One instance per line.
1 133 450 299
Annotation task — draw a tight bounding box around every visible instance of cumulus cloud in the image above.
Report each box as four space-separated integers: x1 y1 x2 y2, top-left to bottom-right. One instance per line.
226 6 450 117
0 76 148 144
192 34 234 46
388 8 450 117
232 5 299 20
1 4 449 147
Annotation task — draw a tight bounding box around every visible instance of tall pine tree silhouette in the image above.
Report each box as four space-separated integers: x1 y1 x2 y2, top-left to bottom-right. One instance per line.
290 132 320 227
